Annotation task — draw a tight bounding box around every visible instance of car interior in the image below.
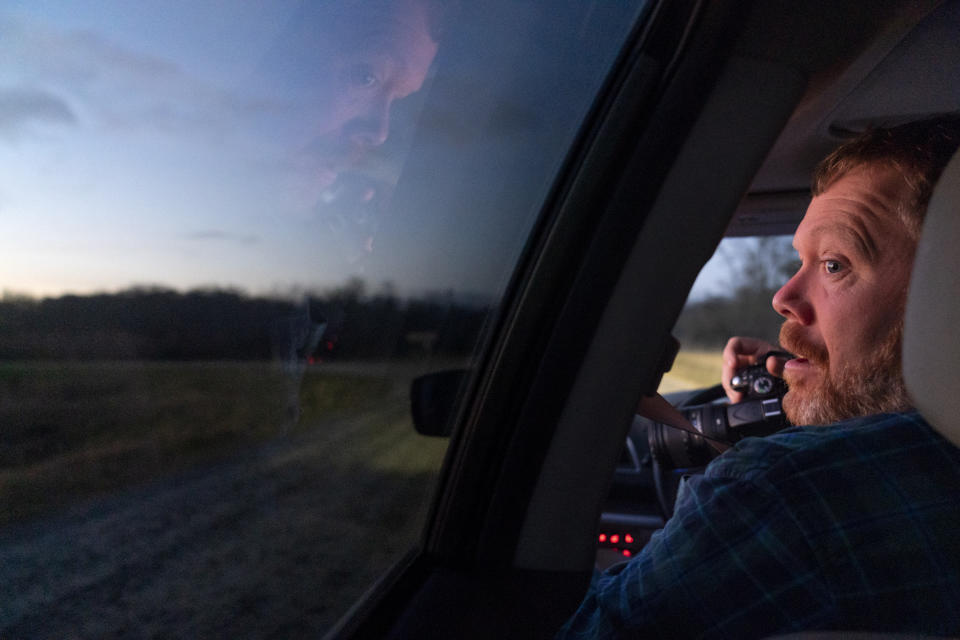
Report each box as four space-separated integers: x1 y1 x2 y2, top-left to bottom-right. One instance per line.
335 0 960 637
1 1 957 638
593 0 960 569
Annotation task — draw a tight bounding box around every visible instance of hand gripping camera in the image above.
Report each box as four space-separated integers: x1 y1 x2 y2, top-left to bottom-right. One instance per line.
648 353 791 470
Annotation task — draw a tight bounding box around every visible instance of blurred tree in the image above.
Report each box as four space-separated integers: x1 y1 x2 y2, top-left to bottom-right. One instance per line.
674 236 799 349
0 282 490 361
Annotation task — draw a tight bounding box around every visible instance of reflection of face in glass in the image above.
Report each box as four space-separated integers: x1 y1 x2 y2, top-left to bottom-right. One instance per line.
279 0 440 263
309 0 439 190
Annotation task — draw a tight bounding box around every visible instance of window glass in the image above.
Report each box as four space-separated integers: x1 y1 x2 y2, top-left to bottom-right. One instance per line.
0 1 647 635
660 235 798 393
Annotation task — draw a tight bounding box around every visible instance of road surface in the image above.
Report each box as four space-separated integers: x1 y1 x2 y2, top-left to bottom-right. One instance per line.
0 408 440 639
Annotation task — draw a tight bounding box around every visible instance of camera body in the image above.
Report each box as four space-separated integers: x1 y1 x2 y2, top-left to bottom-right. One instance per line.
648 361 789 470
730 363 787 399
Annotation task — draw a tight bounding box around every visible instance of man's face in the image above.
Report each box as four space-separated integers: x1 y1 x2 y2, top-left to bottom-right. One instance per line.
773 165 917 425
278 0 439 262
308 0 438 191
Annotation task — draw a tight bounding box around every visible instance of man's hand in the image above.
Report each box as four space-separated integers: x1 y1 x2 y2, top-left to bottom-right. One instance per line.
722 337 788 403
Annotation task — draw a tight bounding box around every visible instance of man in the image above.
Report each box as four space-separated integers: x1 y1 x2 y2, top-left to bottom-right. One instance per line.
721 118 960 425
294 0 440 191
274 0 445 259
558 115 960 638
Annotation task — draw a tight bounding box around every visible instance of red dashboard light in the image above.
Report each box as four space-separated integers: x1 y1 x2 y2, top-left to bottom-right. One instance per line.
598 534 607 543
625 534 634 544
622 549 632 557
610 534 620 544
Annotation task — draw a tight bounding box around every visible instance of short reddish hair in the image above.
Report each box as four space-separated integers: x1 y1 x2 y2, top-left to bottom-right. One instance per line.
812 114 960 239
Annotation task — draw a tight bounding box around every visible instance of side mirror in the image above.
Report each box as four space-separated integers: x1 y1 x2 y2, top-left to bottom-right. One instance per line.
410 369 469 437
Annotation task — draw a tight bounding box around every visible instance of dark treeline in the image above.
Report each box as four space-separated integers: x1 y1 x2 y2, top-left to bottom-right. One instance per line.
0 280 491 361
0 238 795 360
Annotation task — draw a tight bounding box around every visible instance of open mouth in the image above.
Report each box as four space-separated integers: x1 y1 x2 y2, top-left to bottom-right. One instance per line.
782 356 823 386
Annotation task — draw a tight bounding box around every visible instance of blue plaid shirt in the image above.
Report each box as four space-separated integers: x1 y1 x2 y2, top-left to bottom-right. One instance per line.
557 411 960 639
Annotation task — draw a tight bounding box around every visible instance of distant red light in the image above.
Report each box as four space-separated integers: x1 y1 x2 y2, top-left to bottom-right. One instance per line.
598 534 607 543
610 534 620 544
625 534 634 544
326 341 335 350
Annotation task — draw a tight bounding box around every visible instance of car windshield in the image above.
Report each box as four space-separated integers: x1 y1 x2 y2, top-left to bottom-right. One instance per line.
0 1 648 635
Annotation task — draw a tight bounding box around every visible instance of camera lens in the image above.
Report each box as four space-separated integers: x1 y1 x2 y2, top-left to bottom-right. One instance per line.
648 395 789 469
647 404 727 469
752 377 774 395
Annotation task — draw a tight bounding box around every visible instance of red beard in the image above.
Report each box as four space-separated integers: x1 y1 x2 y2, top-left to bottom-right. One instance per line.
777 320 911 425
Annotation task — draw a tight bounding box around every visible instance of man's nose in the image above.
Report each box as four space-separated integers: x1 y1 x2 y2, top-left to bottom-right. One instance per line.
772 270 814 325
348 96 391 148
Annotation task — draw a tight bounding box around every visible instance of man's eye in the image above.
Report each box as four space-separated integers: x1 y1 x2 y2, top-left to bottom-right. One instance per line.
348 64 378 88
824 260 844 274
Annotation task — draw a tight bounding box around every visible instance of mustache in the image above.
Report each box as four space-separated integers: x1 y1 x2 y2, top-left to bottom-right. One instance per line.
779 322 828 366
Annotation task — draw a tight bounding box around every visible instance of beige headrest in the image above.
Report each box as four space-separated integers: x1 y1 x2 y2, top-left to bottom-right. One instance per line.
903 149 960 448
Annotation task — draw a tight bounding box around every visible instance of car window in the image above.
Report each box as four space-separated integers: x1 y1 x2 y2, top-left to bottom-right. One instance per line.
660 235 797 393
0 1 648 636
598 235 797 563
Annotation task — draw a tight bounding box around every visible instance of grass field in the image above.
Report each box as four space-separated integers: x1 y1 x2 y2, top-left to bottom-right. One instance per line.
0 359 453 635
0 360 447 525
0 352 721 526
659 349 724 393
0 354 721 635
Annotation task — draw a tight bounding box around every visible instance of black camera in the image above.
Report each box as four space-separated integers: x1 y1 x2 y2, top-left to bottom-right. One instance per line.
647 358 789 470
730 361 786 399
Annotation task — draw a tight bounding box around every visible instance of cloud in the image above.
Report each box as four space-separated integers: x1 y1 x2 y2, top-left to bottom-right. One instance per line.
0 87 77 136
181 230 260 245
0 15 277 139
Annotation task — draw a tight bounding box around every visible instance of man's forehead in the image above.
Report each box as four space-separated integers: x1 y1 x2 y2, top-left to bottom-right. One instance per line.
796 213 879 262
795 165 911 259
333 0 432 47
334 1 437 85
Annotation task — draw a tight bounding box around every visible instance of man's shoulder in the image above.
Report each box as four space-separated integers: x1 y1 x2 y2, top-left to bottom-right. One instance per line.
705 410 955 484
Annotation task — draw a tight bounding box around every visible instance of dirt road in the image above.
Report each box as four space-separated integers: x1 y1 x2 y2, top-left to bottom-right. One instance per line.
0 409 442 639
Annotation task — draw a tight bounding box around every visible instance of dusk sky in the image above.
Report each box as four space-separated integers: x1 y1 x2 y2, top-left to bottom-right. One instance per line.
0 1 753 303
1 1 413 298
